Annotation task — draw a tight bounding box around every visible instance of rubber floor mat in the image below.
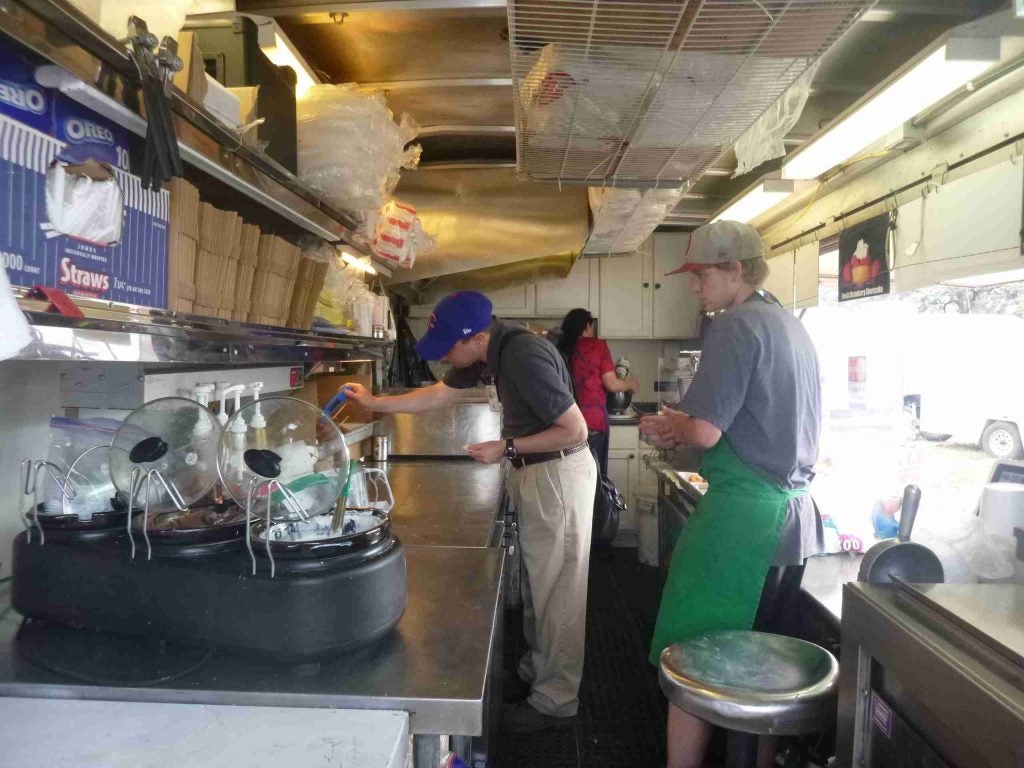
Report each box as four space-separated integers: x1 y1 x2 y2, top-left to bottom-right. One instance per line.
493 548 668 768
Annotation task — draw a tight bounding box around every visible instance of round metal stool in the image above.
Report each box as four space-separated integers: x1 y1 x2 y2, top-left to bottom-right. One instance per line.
658 630 839 767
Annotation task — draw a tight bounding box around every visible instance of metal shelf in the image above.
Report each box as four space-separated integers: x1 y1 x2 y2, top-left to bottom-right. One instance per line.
0 0 383 262
14 297 390 365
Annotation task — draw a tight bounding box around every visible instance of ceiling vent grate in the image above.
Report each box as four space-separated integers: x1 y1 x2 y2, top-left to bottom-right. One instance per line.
508 0 872 186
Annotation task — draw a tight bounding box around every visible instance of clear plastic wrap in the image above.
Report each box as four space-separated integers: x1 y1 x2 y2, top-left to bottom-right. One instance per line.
732 62 818 178
44 162 124 246
297 85 421 225
584 186 684 255
949 517 1020 582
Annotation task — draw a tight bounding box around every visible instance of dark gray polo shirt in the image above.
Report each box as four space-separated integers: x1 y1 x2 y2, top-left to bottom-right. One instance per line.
682 293 824 565
444 320 576 439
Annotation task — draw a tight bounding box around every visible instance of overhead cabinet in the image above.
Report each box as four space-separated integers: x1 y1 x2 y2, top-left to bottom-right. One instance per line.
651 233 701 339
598 248 653 339
487 284 536 317
597 234 701 339
412 235 701 339
535 259 599 318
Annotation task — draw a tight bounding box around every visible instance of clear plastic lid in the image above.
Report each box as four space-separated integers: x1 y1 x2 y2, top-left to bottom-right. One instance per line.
109 397 220 513
217 396 350 521
62 445 116 520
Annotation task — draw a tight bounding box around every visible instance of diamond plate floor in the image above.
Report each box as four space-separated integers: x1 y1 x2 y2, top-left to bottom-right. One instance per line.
493 548 668 768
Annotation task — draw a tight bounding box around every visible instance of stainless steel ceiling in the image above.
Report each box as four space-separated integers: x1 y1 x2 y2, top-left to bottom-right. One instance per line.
383 167 589 284
237 0 1007 282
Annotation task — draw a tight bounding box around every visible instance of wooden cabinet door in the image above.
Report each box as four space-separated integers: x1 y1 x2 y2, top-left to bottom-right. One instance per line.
488 284 535 317
536 260 597 317
597 248 652 338
652 232 701 338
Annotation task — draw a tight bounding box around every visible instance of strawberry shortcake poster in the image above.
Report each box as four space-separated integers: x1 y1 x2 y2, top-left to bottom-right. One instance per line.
838 212 891 302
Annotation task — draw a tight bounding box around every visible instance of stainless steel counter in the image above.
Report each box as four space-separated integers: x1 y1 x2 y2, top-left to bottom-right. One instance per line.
800 553 864 625
379 399 501 459
649 460 704 505
381 460 505 548
0 545 504 737
837 581 1024 767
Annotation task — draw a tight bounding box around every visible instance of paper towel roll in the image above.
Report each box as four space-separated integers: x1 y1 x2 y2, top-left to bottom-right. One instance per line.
0 266 31 361
979 482 1024 537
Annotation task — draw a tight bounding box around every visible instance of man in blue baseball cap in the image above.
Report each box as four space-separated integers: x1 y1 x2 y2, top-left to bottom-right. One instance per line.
340 290 597 733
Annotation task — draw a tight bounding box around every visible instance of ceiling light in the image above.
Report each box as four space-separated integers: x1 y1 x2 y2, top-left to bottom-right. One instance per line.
782 39 999 181
340 250 377 275
711 179 795 224
256 22 319 98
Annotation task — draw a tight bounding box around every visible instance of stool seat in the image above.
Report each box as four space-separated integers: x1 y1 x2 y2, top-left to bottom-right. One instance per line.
658 630 838 736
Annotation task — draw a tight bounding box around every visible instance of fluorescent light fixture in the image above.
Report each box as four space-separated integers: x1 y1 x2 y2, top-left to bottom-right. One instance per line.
782 40 999 180
340 250 377 275
712 179 795 224
256 22 319 98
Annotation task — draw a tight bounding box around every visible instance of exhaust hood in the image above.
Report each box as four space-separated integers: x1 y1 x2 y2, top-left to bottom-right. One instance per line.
386 167 588 285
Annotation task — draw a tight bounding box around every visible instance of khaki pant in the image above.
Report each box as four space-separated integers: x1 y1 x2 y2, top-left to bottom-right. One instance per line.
510 447 597 716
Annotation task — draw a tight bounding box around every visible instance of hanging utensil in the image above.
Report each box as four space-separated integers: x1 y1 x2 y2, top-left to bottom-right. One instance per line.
859 485 944 585
126 17 182 191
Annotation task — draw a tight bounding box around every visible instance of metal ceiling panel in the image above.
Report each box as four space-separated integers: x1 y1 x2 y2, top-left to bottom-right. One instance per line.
380 85 515 126
508 0 873 185
387 167 588 283
279 9 510 82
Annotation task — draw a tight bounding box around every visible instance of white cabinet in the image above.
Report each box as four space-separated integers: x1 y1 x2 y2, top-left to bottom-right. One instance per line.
597 236 701 339
597 248 652 338
488 284 535 317
535 259 598 317
652 233 701 338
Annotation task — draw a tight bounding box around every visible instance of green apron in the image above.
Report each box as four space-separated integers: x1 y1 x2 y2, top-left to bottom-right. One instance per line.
648 438 806 666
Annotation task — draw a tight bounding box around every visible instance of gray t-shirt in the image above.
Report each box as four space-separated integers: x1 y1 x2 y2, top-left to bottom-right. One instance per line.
444 321 576 439
683 293 821 490
683 294 824 566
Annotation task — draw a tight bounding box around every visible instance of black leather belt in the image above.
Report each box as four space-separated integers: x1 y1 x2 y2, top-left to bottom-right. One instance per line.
509 441 589 469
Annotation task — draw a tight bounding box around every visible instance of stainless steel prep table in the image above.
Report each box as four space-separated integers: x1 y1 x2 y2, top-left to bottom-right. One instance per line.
0 545 503 740
383 460 506 548
800 553 864 625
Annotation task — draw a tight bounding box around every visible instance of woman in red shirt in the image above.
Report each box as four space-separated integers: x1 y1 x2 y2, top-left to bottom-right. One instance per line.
556 308 639 476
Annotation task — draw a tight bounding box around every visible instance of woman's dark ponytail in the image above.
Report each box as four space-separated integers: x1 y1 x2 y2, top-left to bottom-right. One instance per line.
557 308 592 363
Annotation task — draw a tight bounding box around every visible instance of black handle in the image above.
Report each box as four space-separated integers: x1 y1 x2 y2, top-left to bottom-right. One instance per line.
898 485 922 542
655 283 661 289
629 453 636 459
643 282 650 288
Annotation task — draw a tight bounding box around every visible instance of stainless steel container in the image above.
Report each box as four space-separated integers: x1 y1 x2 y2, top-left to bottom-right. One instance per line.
373 435 390 462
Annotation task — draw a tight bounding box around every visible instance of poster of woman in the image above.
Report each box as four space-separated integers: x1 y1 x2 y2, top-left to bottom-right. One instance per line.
838 212 890 302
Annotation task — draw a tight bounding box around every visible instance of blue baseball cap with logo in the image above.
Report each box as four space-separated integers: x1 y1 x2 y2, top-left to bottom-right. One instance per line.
414 291 494 361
